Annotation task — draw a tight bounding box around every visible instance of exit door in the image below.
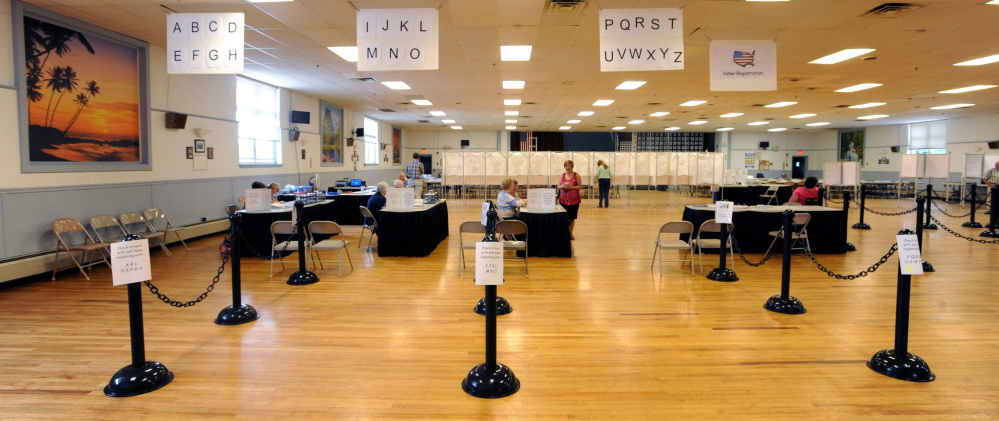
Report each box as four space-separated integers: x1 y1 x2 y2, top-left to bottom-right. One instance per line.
792 156 808 179
420 154 433 176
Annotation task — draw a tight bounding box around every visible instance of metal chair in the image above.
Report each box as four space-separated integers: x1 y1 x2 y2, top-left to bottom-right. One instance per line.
270 221 308 277
458 221 487 275
691 219 736 275
307 221 353 277
143 208 189 252
651 221 695 276
226 204 239 216
120 212 170 256
358 206 378 250
760 185 780 205
89 214 127 244
767 213 811 253
496 220 528 276
51 218 111 281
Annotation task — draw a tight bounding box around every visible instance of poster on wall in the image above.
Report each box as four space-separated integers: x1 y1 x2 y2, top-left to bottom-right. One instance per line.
839 129 865 164
320 101 344 167
17 4 151 173
598 8 684 72
392 126 401 164
356 8 439 71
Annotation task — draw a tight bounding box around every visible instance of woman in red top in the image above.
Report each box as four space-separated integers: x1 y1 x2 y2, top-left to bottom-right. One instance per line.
789 176 820 205
558 160 582 240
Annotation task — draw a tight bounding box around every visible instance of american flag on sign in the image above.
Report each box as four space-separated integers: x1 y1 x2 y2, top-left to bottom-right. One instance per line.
733 50 755 67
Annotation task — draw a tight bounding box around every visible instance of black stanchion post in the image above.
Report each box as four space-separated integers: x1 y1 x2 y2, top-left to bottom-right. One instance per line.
867 229 935 382
707 222 738 282
764 210 806 314
105 235 174 397
475 201 512 316
216 213 260 325
982 186 999 237
287 200 319 285
914 197 934 272
842 190 856 251
963 183 983 228
923 184 938 230
853 184 871 229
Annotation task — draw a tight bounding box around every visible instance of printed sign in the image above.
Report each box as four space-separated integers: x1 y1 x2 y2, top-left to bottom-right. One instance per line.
710 40 776 91
527 189 557 211
111 239 152 286
386 187 415 210
599 8 684 72
475 242 504 285
244 189 270 212
357 9 439 71
167 13 244 74
715 201 733 224
745 153 757 169
897 234 924 275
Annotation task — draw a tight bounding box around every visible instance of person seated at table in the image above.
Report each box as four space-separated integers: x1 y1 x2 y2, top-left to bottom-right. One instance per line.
393 179 405 189
267 182 286 204
397 172 408 185
365 182 388 226
251 181 266 189
497 177 527 219
788 176 820 205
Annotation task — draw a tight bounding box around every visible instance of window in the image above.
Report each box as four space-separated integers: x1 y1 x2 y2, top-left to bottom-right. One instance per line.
237 77 281 165
364 117 379 165
908 121 947 155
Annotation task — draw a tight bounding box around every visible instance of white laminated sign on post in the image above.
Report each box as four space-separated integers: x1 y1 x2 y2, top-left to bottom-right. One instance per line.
475 242 504 285
111 239 152 286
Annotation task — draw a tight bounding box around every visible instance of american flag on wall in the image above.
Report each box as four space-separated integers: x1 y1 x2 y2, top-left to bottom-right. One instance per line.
519 132 536 151
733 50 755 67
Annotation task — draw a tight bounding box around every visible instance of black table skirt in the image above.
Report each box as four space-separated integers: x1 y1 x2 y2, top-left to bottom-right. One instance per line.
328 193 371 225
519 211 572 258
718 185 793 206
681 206 846 254
377 201 450 257
235 201 335 258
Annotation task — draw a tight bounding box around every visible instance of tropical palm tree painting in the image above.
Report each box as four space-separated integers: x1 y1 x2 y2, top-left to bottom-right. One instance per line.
319 101 344 167
24 16 140 162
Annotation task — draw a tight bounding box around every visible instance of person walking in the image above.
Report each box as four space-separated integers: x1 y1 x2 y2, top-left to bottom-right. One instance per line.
596 160 612 208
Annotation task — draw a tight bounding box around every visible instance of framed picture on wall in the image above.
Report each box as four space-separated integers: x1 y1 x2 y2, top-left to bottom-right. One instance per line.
186 147 193 159
319 101 344 167
839 129 865 164
194 139 206 153
207 147 214 159
15 2 151 173
392 126 402 164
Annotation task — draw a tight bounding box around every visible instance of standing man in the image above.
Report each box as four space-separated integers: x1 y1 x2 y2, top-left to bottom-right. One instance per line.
406 152 425 197
982 161 999 214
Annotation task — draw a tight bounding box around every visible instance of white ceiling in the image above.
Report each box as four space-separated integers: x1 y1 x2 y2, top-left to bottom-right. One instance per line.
24 0 999 134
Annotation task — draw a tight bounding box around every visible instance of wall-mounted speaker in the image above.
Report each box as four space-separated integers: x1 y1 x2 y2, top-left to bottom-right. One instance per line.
290 128 301 141
355 128 364 138
347 138 355 147
461 139 470 148
165 112 188 129
890 146 899 153
759 141 770 149
290 111 310 124
380 143 387 150
988 140 999 150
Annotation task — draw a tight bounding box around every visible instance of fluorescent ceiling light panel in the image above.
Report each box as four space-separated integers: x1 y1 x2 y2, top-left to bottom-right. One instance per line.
806 122 830 126
505 111 519 116
809 49 876 64
665 127 681 131
765 102 797 108
500 45 533 61
790 113 816 118
568 119 581 124
848 102 885 109
748 121 770 126
930 103 975 110
628 120 645 124
616 81 647 90
835 83 882 92
767 128 787 132
559 126 572 130
680 100 707 106
578 111 595 116
451 126 463 129
429 111 446 116
954 53 999 66
505 120 517 123
939 85 998 93
989 0 999 4
381 81 411 90
689 120 707 125
717 128 734 131
411 99 432 106
857 115 888 120
328 47 358 62
505 126 516 130
442 119 455 124
593 100 615 106
504 99 522 105
649 112 670 117
720 113 744 118
612 126 627 130
502 80 525 89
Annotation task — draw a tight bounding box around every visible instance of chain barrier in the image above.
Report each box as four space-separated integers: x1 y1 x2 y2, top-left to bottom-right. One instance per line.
802 242 897 280
731 236 776 267
931 201 988 219
146 234 230 307
852 199 919 216
929 215 999 244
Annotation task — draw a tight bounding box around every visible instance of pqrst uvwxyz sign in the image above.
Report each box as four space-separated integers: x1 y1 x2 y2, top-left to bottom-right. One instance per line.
599 9 683 72
167 13 244 74
357 9 439 71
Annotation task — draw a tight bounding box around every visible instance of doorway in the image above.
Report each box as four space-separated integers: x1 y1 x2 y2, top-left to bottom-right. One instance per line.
792 156 808 179
419 154 433 176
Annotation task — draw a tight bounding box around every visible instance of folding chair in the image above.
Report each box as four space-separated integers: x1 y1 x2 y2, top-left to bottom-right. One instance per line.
90 214 127 244
226 204 239 216
51 218 111 281
691 219 736 275
120 212 170 256
144 208 189 252
458 221 487 275
651 221 695 276
358 206 378 250
760 185 780 205
767 213 811 253
308 221 353 277
496 220 528 276
270 221 308 277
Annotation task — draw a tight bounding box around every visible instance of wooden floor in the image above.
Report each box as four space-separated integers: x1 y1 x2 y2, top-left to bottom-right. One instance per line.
2 192 998 420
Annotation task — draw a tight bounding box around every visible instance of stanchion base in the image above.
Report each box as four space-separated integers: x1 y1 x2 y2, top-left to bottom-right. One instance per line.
764 295 807 314
287 271 319 285
867 349 935 382
474 297 513 315
845 243 857 252
962 222 983 228
104 361 174 397
461 363 520 398
922 261 935 272
852 223 871 230
215 304 260 325
980 230 999 238
707 268 739 282
922 223 938 230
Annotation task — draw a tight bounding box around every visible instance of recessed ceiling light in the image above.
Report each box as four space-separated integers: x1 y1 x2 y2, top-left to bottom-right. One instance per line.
612 126 627 130
505 126 516 130
809 49 876 64
765 102 797 108
500 45 533 61
328 47 358 62
650 112 670 117
954 53 999 66
680 100 707 106
505 111 519 116
720 113 744 118
451 126 463 130
857 115 889 120
665 127 681 131
593 100 615 106
505 119 517 123
442 119 455 124
988 0 999 4
412 99 433 106
502 80 525 89
616 81 647 90
381 81 411 90
748 121 770 126
568 119 581 124
849 102 886 109
559 126 572 130
806 122 830 126
717 128 734 131
689 120 708 125
628 120 645 124
939 85 997 93
578 111 595 116
767 128 787 132
429 111 446 116
930 103 975 110
790 113 816 118
835 83 882 92
504 99 521 106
